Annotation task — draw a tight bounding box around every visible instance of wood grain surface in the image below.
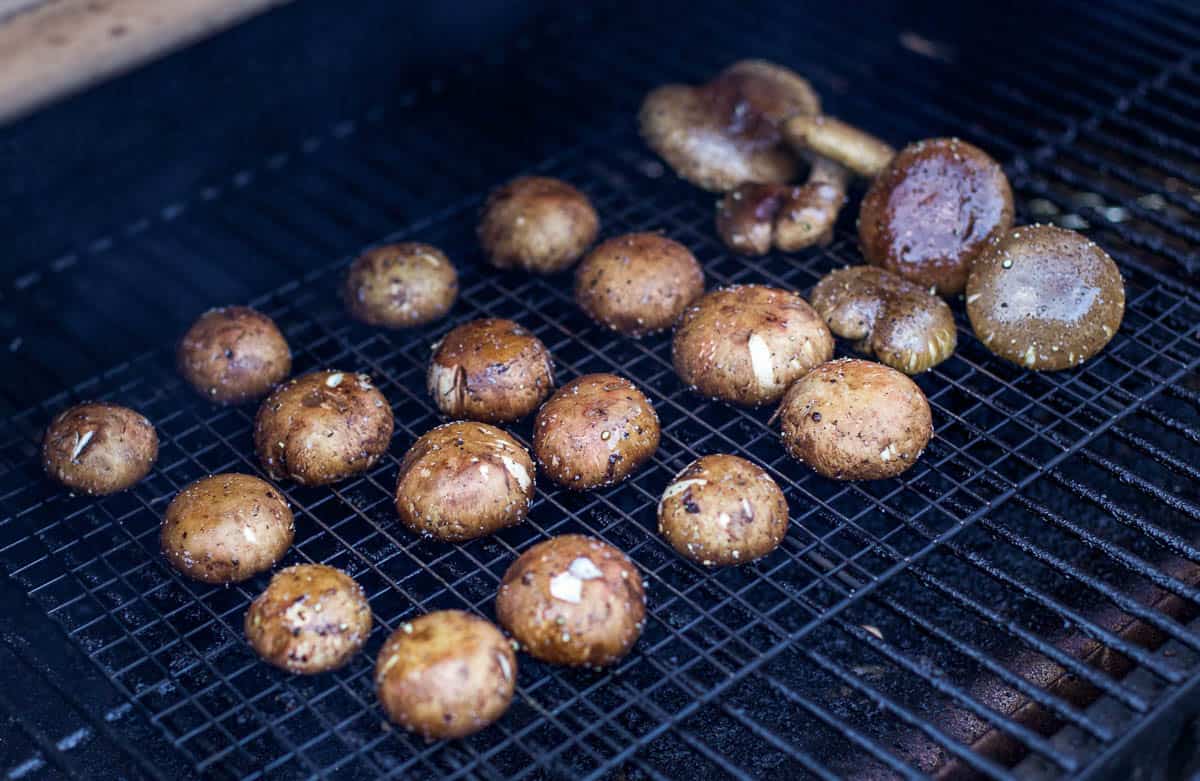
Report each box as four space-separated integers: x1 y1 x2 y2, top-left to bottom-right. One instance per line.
0 0 292 123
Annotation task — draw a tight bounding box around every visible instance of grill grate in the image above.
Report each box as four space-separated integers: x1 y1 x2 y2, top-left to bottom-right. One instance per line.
2 0 1200 778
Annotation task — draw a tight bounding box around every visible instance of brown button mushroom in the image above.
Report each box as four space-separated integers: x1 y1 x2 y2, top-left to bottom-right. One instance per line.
716 157 850 255
161 474 294 584
782 115 896 179
42 402 158 495
478 176 599 274
394 422 535 542
245 563 372 675
658 454 789 567
533 373 660 491
427 318 555 423
253 370 394 486
778 358 933 481
639 59 821 192
574 232 705 336
966 225 1125 371
859 138 1014 295
673 285 834 407
375 610 516 740
496 534 645 668
342 242 458 328
810 266 957 374
177 306 292 405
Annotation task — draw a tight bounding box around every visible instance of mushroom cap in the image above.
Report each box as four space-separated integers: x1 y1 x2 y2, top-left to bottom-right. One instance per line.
177 306 292 404
639 59 821 192
716 158 849 255
859 138 1014 295
672 285 834 407
342 242 458 328
427 318 555 423
394 421 535 542
574 232 706 336
778 358 932 481
810 265 957 374
657 454 789 567
966 225 1125 371
42 401 158 495
478 176 599 274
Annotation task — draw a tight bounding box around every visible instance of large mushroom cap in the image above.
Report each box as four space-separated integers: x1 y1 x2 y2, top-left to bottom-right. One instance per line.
859 138 1014 295
639 59 820 192
966 225 1125 371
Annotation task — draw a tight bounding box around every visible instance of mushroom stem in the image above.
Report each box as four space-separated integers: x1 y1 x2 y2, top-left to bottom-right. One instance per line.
782 114 895 178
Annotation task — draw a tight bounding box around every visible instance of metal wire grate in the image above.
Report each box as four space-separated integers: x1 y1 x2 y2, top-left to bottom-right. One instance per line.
2 0 1200 778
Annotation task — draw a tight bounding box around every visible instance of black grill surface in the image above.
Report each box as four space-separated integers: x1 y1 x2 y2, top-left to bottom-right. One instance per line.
2 1 1200 779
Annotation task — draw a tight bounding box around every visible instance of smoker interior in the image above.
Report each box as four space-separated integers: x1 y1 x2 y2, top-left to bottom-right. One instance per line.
2 0 1200 779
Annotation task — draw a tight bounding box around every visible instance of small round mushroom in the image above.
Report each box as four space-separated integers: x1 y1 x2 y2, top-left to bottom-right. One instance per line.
778 358 932 480
533 374 660 491
375 610 516 740
574 232 705 336
342 242 458 328
394 422 535 542
673 285 834 407
859 138 1014 295
245 564 372 675
810 266 957 374
478 176 599 274
427 318 554 423
42 402 157 495
716 157 849 255
658 454 788 567
966 225 1125 371
254 370 394 486
160 473 294 584
782 115 896 179
639 59 821 192
496 534 645 667
177 306 292 404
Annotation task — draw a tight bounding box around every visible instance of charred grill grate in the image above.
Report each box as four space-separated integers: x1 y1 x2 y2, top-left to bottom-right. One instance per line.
2 0 1200 779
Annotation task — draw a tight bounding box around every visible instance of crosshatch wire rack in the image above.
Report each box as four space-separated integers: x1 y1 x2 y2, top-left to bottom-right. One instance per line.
0 120 1198 779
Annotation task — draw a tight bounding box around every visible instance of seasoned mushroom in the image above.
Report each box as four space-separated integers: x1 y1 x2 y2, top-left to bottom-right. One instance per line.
161 473 293 584
716 158 849 255
427 318 554 423
496 534 645 667
859 138 1013 295
42 402 157 495
342 242 458 328
245 564 372 675
778 358 932 480
533 374 660 490
782 115 896 179
478 176 599 274
574 232 705 336
375 610 516 739
658 454 788 567
966 225 1125 371
177 306 291 404
673 285 834 407
810 266 957 374
394 422 535 542
254 370 393 485
639 59 821 192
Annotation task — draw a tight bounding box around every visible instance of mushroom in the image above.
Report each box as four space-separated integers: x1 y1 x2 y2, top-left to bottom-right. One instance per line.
716 157 850 255
810 265 957 374
966 224 1125 371
782 115 896 179
478 176 599 274
639 59 820 192
859 138 1014 295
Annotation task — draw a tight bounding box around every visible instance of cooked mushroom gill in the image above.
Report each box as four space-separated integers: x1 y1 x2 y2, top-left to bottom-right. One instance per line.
810 266 957 374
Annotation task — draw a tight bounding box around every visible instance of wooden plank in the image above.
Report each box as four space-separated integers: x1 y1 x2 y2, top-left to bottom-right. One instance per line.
0 0 293 123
